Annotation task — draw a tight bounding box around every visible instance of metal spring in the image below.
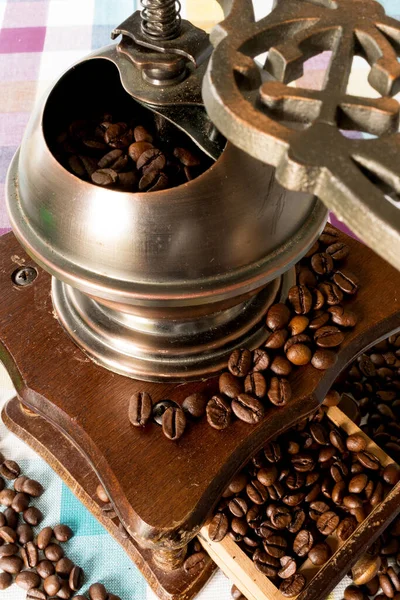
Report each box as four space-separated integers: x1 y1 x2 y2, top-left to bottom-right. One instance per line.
141 0 182 40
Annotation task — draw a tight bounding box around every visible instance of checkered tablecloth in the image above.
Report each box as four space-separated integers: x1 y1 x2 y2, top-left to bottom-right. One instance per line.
1 1 400 599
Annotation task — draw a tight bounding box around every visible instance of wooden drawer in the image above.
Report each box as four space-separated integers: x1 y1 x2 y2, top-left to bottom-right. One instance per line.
199 406 400 600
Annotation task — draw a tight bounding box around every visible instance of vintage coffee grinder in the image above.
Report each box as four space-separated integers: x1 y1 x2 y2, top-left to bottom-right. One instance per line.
1 0 400 598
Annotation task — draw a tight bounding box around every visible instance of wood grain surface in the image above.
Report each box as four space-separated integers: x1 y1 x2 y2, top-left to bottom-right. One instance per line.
0 230 399 552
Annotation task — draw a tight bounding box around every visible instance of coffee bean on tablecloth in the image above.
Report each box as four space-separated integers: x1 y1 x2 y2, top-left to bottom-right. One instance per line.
44 543 64 562
89 583 109 600
23 506 43 526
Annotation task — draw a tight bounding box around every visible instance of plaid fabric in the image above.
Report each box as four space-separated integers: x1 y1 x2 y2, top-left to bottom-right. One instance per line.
0 1 400 599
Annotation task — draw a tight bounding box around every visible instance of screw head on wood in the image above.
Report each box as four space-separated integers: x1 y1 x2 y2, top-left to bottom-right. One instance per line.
12 267 38 287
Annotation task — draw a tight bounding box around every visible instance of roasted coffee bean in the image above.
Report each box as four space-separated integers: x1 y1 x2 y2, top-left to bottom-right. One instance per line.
0 460 20 480
314 325 344 348
257 466 278 487
298 266 317 288
266 304 291 331
291 453 315 472
184 552 206 576
224 472 248 496
326 241 349 260
336 516 357 541
229 497 248 518
264 442 282 463
285 474 306 490
247 480 269 505
352 554 382 586
357 451 380 470
0 489 16 506
37 559 55 579
228 349 252 378
309 311 330 330
22 479 44 497
247 505 263 529
319 445 337 462
309 500 330 521
162 406 186 440
208 513 228 542
0 543 18 558
0 526 17 543
252 349 270 372
278 556 297 579
349 473 368 494
244 372 267 399
219 373 242 399
268 377 291 406
91 168 118 186
23 506 43 526
181 392 207 419
265 329 289 349
2 508 17 530
288 285 313 315
311 252 334 275
54 524 73 543
27 589 47 600
15 571 41 591
332 481 346 505
293 529 313 557
56 557 74 579
288 316 309 336
328 305 357 328
287 508 306 534
0 555 23 573
270 505 291 529
37 526 53 549
104 122 132 148
14 475 28 492
270 355 292 376
11 491 30 513
323 389 341 406
383 464 400 485
69 565 84 591
44 574 62 596
45 543 64 562
253 549 280 576
89 583 108 600
311 349 337 370
279 573 306 597
318 281 343 305
329 429 346 453
263 534 287 558
231 517 248 537
317 510 339 535
284 334 312 353
286 344 312 366
344 585 367 600
305 483 321 502
129 391 153 427
310 422 328 445
232 394 265 424
308 542 331 565
23 541 39 568
206 395 232 430
17 523 33 545
0 572 12 590
346 433 367 452
333 269 359 295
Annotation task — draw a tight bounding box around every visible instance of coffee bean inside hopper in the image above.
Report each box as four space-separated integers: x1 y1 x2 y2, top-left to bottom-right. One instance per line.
54 112 211 192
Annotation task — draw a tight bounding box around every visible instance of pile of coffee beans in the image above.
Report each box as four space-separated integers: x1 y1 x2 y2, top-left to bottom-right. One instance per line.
208 408 399 598
129 224 359 441
0 450 126 600
54 113 210 192
336 336 400 465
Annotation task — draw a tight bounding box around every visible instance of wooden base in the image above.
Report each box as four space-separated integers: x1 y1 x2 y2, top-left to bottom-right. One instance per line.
2 397 217 600
0 228 400 600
